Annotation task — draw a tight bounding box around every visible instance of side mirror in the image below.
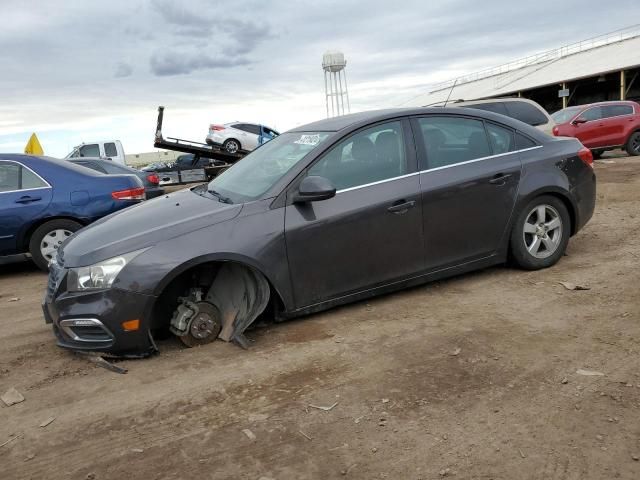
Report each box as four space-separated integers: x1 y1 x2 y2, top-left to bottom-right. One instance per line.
572 117 587 125
293 176 336 203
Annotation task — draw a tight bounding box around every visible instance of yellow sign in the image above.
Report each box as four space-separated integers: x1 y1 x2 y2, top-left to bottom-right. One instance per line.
24 133 44 155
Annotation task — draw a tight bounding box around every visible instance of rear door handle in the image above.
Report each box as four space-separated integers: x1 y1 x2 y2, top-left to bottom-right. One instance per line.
15 195 41 204
387 200 416 214
489 174 512 185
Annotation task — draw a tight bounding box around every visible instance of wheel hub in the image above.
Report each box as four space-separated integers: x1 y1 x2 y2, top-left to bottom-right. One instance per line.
190 313 216 339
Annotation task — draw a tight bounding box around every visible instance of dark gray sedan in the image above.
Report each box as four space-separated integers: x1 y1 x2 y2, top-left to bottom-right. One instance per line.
43 108 596 357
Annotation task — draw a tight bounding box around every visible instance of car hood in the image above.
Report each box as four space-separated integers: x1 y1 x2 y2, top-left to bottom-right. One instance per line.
61 188 242 267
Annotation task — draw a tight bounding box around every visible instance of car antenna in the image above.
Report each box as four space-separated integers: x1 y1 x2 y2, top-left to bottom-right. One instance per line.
443 78 458 107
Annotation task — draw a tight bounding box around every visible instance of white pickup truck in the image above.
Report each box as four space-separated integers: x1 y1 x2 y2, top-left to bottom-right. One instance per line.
65 140 127 165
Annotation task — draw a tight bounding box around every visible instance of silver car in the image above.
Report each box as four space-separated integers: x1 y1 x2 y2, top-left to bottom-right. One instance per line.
205 122 279 154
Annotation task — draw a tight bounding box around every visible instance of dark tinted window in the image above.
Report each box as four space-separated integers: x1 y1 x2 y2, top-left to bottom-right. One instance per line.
581 107 602 122
308 121 407 190
79 144 100 157
486 123 514 154
464 102 509 116
243 124 261 135
603 105 634 118
197 158 210 167
515 133 537 150
104 142 118 157
0 163 20 192
75 161 106 173
417 116 491 169
504 101 549 126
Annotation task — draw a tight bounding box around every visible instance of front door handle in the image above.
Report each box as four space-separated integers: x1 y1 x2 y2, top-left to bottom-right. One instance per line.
489 174 512 185
387 200 416 214
15 195 41 204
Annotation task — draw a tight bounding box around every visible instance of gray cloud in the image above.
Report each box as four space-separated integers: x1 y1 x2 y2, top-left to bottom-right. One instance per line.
114 62 133 78
149 51 251 76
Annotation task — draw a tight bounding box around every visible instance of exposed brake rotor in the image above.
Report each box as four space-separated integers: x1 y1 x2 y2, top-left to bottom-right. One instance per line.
179 301 222 348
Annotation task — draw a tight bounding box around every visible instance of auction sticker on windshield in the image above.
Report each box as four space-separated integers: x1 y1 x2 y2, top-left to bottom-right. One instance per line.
294 134 321 146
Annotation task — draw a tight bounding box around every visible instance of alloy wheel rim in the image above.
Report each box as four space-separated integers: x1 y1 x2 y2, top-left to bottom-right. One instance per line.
226 141 238 153
40 229 72 262
522 204 563 259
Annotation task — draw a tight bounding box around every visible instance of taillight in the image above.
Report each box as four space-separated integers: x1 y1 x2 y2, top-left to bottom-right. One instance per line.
209 124 225 131
577 147 593 168
146 174 159 185
112 186 145 200
552 126 559 136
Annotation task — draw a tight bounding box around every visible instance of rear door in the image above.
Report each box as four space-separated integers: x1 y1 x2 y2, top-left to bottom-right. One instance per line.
573 106 605 148
413 115 523 270
284 120 424 308
600 104 634 146
0 161 53 255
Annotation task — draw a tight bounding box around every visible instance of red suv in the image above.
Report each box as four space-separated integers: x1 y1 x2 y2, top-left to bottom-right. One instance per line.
551 101 640 158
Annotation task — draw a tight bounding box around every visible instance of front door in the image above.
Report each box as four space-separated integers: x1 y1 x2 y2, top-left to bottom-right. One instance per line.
0 161 53 255
284 120 424 309
412 116 522 270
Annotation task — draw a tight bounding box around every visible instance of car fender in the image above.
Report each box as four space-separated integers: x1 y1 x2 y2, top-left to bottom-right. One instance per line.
151 251 290 310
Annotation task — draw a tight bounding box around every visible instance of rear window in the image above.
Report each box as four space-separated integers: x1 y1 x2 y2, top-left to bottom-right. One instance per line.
504 102 549 127
104 142 118 157
464 102 509 116
603 105 634 118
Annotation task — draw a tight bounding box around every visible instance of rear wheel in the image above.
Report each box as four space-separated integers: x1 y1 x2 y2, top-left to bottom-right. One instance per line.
29 219 82 271
222 139 240 154
509 196 570 270
625 131 640 156
591 149 603 160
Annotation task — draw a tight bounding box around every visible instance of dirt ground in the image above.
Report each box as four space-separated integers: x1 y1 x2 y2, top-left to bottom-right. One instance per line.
1 154 639 480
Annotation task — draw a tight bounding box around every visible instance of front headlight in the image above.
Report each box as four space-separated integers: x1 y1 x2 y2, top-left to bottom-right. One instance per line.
68 249 147 291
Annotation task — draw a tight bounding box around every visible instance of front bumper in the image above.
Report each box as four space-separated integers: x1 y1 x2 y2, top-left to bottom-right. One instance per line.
42 267 158 357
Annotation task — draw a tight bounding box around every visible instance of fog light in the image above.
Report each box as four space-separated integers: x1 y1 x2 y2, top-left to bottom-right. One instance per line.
122 319 140 331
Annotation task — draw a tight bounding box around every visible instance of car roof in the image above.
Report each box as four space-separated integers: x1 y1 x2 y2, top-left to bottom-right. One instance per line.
289 107 549 141
574 100 639 108
0 154 104 176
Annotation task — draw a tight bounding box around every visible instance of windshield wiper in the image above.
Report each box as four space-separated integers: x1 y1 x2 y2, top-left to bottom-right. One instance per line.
207 189 233 204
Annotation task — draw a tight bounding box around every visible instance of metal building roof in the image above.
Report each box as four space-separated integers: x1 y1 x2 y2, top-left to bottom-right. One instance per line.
408 26 640 106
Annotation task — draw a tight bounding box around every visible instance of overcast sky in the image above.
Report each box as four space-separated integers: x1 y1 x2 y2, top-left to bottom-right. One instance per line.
1 0 639 157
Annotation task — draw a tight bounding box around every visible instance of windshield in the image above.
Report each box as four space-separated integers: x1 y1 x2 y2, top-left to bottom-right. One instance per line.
551 107 582 124
205 132 331 203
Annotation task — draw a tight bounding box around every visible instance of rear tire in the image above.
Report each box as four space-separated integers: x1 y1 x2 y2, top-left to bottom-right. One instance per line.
222 139 240 154
625 131 640 156
509 196 570 271
591 149 603 160
29 219 82 271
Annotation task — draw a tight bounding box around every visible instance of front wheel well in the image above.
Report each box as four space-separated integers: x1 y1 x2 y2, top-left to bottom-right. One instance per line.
150 260 282 335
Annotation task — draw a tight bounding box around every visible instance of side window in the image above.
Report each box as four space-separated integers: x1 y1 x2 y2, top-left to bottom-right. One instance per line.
603 105 633 118
417 116 491 169
21 167 48 189
0 163 20 192
104 142 118 157
485 123 515 155
504 102 549 126
515 133 538 150
465 102 509 116
79 144 100 157
232 123 249 133
245 124 261 135
581 107 602 122
308 121 407 191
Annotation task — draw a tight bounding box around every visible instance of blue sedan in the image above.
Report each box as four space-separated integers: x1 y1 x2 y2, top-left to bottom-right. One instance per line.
0 154 145 270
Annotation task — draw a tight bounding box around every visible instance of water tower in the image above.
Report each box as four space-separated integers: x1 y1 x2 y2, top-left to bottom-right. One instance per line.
323 51 350 117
